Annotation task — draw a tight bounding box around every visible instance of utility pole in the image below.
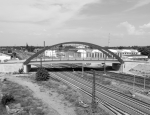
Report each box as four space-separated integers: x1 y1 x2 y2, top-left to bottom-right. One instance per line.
108 33 110 47
104 56 106 75
44 41 45 61
132 74 135 97
104 33 110 75
40 58 42 68
91 70 98 114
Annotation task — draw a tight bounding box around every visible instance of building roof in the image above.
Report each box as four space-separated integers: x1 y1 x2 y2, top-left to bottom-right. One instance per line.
109 49 118 53
92 49 102 53
123 55 148 57
77 49 86 53
109 49 139 53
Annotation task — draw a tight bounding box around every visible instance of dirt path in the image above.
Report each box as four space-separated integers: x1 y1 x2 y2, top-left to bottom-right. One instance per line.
4 75 76 115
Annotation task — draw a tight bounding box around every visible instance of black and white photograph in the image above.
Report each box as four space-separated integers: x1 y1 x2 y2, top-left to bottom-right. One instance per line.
0 0 150 115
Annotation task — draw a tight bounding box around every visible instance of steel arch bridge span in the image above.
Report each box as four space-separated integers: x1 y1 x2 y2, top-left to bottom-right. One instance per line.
23 42 124 65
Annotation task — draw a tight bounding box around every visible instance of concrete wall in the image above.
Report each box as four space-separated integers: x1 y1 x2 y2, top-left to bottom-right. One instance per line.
0 56 11 62
123 62 140 73
112 62 140 73
0 63 23 73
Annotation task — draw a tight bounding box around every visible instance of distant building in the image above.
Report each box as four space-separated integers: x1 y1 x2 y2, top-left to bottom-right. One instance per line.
109 49 140 57
122 55 148 61
76 45 86 49
77 49 86 58
108 49 148 60
74 49 147 60
45 50 57 57
34 48 42 53
0 53 12 62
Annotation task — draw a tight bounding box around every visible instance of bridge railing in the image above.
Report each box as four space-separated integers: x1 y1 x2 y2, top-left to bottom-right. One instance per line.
31 56 117 62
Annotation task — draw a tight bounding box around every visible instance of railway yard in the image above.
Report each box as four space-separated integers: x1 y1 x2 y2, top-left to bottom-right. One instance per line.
31 63 150 115
1 62 150 115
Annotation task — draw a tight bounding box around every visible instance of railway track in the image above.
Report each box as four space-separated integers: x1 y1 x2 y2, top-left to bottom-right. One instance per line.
33 63 150 89
50 72 150 115
84 71 150 90
50 72 130 115
64 72 150 112
74 71 144 93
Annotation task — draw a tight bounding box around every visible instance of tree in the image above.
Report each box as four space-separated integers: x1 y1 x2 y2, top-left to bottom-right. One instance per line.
12 52 16 58
35 67 50 81
118 46 124 49
26 43 29 51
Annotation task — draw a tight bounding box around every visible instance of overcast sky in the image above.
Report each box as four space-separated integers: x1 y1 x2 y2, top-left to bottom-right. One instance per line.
0 0 150 46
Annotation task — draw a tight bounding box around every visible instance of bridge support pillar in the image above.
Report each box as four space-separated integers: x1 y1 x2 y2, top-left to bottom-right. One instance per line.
23 65 31 73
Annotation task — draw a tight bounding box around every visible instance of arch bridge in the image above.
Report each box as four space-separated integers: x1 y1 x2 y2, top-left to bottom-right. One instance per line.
23 42 124 72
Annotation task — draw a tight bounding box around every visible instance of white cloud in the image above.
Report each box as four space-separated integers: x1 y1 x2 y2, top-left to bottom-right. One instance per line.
125 0 150 11
0 0 99 28
140 22 150 28
118 21 144 35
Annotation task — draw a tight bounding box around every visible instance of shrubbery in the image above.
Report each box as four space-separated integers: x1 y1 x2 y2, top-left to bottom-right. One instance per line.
35 67 50 81
1 94 15 106
18 68 23 74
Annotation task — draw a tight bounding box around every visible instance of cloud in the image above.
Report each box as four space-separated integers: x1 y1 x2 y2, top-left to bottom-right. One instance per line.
111 33 124 38
0 0 99 28
118 21 144 35
140 22 150 28
125 0 150 11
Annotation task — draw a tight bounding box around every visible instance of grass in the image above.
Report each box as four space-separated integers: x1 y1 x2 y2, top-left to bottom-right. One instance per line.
1 80 48 115
37 77 109 115
0 103 7 115
16 73 110 115
14 73 110 115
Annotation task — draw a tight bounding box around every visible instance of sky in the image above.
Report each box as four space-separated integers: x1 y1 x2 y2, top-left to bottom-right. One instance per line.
0 0 150 46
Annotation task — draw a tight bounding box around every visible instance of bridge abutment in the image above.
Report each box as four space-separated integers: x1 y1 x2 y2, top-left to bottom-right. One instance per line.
23 65 31 73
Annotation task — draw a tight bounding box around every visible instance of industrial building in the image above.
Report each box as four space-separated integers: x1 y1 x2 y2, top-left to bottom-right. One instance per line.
44 48 148 61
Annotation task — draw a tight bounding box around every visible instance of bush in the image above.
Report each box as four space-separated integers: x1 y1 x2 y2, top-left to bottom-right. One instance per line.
18 68 23 74
35 67 50 81
1 94 15 106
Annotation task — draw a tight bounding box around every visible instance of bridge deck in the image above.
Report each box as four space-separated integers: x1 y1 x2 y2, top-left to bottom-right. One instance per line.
28 58 148 64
